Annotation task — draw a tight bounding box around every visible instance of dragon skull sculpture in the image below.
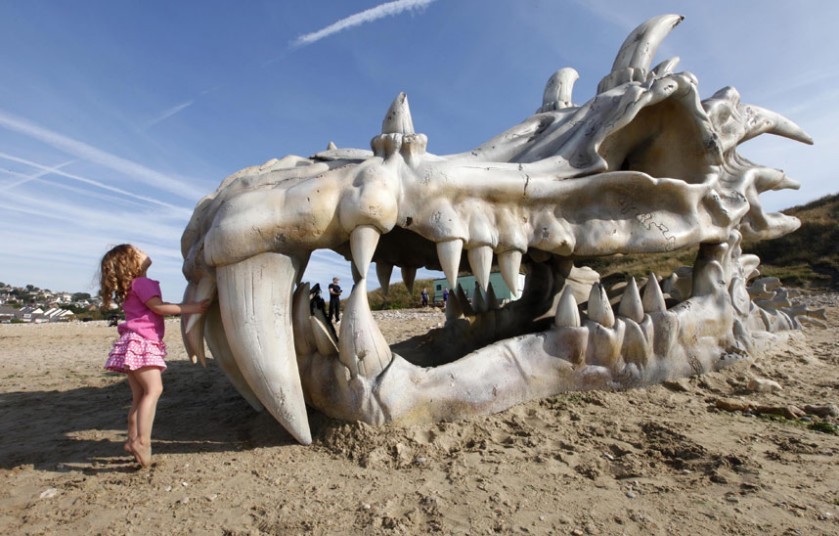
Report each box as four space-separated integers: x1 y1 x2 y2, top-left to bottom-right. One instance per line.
180 15 815 445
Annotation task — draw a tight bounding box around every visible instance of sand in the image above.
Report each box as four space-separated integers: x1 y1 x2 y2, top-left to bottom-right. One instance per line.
1 295 837 535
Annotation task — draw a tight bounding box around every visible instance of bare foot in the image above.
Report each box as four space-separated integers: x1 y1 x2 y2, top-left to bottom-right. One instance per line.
129 439 152 468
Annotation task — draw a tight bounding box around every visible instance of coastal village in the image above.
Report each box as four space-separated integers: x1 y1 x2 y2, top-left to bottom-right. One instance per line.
0 282 99 323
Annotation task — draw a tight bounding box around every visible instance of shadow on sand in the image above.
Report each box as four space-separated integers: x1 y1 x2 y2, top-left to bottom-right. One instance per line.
0 359 331 473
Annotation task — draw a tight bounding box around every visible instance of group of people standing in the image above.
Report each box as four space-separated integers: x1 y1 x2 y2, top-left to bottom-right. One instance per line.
309 276 342 324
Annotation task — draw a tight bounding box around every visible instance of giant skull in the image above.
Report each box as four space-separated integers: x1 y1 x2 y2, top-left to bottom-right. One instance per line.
180 15 815 445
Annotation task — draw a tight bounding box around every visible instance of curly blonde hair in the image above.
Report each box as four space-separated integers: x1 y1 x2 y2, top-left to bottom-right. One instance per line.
99 244 144 310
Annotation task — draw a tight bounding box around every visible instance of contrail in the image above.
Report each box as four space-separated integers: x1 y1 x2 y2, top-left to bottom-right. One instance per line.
0 108 206 200
292 0 437 48
0 152 191 213
145 100 194 129
0 160 74 191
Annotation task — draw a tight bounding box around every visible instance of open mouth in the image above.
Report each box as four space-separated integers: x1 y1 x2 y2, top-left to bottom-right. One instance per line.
179 14 814 445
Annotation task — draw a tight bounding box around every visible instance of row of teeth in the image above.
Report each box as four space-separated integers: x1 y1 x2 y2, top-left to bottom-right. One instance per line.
295 223 684 375
349 225 524 296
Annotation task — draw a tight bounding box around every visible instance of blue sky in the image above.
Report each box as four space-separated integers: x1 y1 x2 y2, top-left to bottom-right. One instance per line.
1 1 836 301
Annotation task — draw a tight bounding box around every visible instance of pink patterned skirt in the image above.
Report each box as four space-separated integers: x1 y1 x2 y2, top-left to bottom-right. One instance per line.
104 332 167 372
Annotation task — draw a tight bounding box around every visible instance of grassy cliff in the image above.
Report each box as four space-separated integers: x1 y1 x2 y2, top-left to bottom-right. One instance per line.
742 193 839 288
581 193 839 290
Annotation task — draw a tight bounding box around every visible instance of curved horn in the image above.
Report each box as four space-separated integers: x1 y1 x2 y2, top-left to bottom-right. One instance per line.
539 68 579 112
598 14 684 93
741 104 814 145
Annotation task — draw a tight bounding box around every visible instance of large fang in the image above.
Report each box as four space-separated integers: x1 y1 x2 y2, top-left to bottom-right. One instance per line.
291 283 315 356
203 304 264 412
401 266 417 294
468 245 493 292
437 239 464 288
217 252 312 445
376 262 393 295
498 250 522 298
350 225 380 278
339 279 392 378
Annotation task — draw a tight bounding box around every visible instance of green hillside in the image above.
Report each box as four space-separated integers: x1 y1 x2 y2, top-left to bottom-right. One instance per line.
743 193 839 288
582 193 839 290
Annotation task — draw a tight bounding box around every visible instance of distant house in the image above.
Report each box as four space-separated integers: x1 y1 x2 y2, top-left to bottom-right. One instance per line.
0 305 17 322
43 307 75 322
18 306 45 322
432 272 525 305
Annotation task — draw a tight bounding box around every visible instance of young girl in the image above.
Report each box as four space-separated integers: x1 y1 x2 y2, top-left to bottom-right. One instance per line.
99 244 209 468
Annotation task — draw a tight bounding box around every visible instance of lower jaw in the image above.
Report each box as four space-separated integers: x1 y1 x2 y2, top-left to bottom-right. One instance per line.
186 238 801 444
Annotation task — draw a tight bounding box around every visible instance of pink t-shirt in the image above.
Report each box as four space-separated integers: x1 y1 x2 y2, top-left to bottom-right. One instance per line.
117 277 165 341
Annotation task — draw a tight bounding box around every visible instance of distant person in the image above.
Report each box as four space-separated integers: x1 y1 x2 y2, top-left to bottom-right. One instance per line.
98 244 209 468
442 288 449 306
309 283 327 317
421 287 429 307
328 276 342 322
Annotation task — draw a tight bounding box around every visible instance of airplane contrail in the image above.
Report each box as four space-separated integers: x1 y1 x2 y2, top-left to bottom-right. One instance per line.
292 0 437 48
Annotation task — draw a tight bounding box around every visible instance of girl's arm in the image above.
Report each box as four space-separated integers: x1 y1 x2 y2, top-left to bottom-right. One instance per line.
145 297 211 316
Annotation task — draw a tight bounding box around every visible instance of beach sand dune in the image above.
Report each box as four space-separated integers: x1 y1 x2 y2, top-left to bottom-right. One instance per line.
1 296 837 535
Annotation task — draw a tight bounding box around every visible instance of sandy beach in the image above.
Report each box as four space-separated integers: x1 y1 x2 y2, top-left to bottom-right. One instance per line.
1 294 837 535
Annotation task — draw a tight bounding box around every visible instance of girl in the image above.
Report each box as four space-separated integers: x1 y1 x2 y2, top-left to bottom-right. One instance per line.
99 244 209 468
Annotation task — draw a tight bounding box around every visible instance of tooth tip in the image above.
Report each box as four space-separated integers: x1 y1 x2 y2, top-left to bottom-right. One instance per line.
350 225 381 278
555 285 580 327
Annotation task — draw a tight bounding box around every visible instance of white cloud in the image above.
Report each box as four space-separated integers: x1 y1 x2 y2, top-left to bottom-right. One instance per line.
292 0 437 48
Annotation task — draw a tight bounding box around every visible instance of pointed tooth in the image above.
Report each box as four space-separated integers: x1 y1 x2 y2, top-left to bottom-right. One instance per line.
180 281 198 362
587 283 615 328
467 245 493 292
486 282 500 310
622 318 651 367
618 277 645 323
642 273 666 312
292 283 315 356
295 251 310 286
445 291 463 321
472 282 487 313
456 284 475 316
498 250 522 298
381 92 415 135
376 262 394 295
350 225 379 278
310 311 339 357
184 276 216 366
339 279 392 378
437 239 463 288
203 304 263 412
351 262 363 284
217 252 312 445
401 266 417 294
554 285 580 328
